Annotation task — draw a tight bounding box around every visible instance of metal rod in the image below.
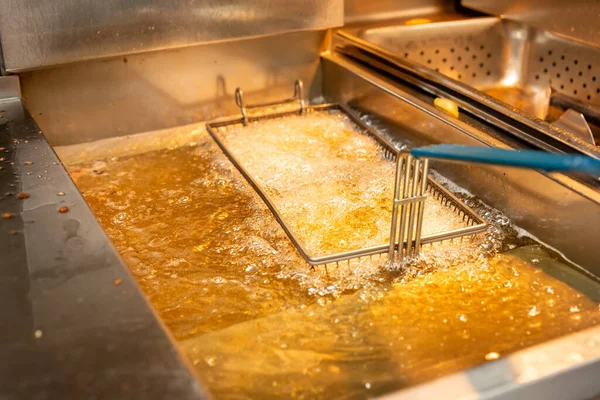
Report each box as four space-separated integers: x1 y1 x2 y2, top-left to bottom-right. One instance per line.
414 159 429 255
406 158 421 257
235 88 248 125
397 155 413 259
295 80 306 114
388 156 404 261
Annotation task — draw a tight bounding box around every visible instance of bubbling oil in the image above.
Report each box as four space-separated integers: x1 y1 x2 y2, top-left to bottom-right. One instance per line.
221 113 467 255
61 115 600 400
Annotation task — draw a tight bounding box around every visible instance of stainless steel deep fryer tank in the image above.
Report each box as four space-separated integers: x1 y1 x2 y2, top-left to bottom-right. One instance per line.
2 1 600 400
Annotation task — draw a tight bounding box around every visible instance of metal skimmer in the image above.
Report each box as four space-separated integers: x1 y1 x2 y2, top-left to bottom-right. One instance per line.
206 80 487 267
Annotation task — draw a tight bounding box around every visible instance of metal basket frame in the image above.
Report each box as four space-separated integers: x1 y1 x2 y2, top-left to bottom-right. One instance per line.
206 81 487 267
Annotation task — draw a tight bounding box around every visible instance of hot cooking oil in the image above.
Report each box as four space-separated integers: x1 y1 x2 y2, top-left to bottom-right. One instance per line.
59 114 600 400
218 113 468 255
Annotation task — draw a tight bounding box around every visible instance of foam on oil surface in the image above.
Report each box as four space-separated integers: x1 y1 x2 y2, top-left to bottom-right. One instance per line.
221 112 467 256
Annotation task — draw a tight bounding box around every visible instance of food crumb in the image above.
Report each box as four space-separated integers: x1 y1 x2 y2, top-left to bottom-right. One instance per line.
57 192 65 196
59 206 69 213
114 279 123 286
3 212 12 219
34 329 43 339
18 193 29 199
434 97 460 118
24 161 33 165
485 352 500 360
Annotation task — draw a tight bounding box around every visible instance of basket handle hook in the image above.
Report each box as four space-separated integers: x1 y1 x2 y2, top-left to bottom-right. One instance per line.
234 80 306 125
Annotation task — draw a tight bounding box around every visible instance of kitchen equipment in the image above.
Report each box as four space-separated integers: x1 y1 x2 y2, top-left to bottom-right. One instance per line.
4 1 600 399
206 81 487 267
337 16 600 157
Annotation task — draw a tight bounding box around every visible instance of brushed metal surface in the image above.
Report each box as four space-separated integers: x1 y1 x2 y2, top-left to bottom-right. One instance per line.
0 98 208 400
20 30 326 146
344 0 453 24
0 76 21 100
462 0 600 47
0 0 342 72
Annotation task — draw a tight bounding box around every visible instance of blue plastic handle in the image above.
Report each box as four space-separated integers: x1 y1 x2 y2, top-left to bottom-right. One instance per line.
410 145 600 175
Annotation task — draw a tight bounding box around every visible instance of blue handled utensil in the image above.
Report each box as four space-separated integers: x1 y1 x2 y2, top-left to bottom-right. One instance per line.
410 144 600 175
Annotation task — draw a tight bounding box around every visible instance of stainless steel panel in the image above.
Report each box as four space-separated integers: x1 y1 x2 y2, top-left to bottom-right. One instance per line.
344 0 454 24
322 51 600 399
20 30 326 146
0 0 342 72
380 325 600 400
462 0 600 47
0 76 21 100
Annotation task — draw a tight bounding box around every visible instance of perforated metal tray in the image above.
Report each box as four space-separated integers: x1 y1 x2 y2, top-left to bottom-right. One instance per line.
338 17 600 157
343 17 600 116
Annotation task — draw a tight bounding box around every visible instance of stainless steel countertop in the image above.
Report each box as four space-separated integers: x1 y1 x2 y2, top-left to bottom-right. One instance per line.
0 96 207 399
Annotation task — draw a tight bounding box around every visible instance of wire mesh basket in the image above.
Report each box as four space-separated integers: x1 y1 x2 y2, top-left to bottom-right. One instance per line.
206 80 487 267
